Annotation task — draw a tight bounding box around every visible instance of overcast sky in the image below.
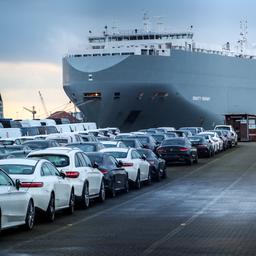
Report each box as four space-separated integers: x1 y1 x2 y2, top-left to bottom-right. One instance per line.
1 0 256 119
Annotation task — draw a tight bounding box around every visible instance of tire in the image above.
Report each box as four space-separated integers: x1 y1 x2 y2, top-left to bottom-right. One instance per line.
98 180 106 202
111 181 116 198
46 193 55 222
67 189 75 215
162 168 167 179
135 171 141 189
147 170 152 185
80 182 90 209
155 166 161 182
186 157 193 166
125 176 129 193
23 199 35 230
194 154 198 164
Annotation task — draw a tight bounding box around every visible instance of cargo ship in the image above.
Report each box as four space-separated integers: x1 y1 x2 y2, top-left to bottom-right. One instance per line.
63 18 256 131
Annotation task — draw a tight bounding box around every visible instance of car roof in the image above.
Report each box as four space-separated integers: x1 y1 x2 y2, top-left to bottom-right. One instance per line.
28 147 80 155
0 158 39 165
100 147 130 153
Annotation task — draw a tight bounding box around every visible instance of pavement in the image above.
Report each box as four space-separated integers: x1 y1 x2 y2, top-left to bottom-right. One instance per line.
1 142 256 255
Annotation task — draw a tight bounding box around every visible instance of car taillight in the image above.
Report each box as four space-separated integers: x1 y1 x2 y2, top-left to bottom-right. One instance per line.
179 147 189 151
100 169 108 174
65 171 80 178
122 162 134 167
20 182 44 188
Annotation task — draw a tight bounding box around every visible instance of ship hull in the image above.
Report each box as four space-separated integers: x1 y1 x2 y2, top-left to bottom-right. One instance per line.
63 50 256 131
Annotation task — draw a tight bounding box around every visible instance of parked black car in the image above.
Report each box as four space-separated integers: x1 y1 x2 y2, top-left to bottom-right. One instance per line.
156 138 198 165
86 152 129 197
137 148 166 180
188 136 214 157
66 142 105 152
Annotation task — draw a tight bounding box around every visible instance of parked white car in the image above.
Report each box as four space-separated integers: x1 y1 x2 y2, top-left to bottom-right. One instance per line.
0 158 75 222
198 133 218 153
27 148 105 208
0 169 35 231
214 125 238 146
100 148 151 189
199 132 223 152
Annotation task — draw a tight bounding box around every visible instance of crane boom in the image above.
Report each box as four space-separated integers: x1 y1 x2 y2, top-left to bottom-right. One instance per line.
38 91 49 117
23 106 36 119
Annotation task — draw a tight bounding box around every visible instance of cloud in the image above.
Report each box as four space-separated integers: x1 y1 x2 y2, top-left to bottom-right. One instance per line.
0 62 69 119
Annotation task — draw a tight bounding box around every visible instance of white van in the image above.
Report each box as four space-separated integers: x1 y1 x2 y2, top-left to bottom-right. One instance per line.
0 128 22 138
55 124 72 133
19 120 42 127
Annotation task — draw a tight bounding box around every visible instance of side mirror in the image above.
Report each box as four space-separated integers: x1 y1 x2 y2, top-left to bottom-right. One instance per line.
59 171 66 179
15 179 21 190
117 160 123 167
93 162 99 169
141 154 147 161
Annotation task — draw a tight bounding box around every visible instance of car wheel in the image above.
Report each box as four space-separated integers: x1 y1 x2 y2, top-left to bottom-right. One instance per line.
186 157 193 166
80 182 90 209
111 182 116 198
98 181 106 202
46 193 55 222
125 176 129 193
67 189 75 215
135 170 141 189
194 154 198 164
23 199 35 230
147 170 152 185
162 168 167 179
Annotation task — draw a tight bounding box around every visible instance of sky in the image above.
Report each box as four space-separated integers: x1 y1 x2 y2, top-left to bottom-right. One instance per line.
1 0 256 119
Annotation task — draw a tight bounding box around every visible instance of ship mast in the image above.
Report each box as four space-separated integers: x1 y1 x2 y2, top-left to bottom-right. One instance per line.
237 20 248 54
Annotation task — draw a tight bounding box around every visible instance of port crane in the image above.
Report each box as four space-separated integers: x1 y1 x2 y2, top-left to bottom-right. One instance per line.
38 91 49 117
23 106 37 119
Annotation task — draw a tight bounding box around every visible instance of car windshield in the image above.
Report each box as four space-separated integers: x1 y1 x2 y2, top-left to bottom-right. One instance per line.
216 126 230 131
87 154 103 164
103 143 116 148
104 151 128 159
69 144 96 152
152 135 164 143
132 137 149 144
162 139 185 146
29 154 70 167
137 149 155 158
23 141 49 149
0 164 35 175
122 140 135 147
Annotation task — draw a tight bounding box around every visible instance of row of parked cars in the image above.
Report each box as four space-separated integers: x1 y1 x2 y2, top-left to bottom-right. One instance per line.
0 124 238 232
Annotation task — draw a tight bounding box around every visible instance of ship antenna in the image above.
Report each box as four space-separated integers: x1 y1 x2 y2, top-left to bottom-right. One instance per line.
143 12 150 33
238 20 248 54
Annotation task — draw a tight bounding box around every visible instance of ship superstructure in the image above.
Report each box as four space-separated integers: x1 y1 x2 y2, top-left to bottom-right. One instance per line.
63 18 256 131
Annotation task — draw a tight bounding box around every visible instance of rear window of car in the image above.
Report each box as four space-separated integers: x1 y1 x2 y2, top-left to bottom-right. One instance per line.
162 139 185 146
102 143 116 148
122 140 135 147
29 154 70 167
134 137 149 144
87 154 103 164
189 137 204 144
0 164 35 175
137 149 154 158
104 151 128 159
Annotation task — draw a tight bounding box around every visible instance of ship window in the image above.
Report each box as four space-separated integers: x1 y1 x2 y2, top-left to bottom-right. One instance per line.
150 35 154 39
84 92 101 100
138 36 143 40
112 53 120 56
141 49 147 55
114 92 120 100
74 54 82 57
143 35 149 40
121 52 133 55
130 36 136 40
102 53 111 56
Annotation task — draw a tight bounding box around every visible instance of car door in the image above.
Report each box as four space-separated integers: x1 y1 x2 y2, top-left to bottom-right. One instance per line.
131 150 148 181
46 162 70 208
0 171 27 229
80 153 102 195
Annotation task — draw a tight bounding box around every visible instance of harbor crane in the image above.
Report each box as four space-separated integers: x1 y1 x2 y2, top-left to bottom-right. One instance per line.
23 106 37 120
38 91 49 117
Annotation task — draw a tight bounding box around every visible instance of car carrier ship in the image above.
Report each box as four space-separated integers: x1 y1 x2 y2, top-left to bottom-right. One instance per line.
63 17 256 131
